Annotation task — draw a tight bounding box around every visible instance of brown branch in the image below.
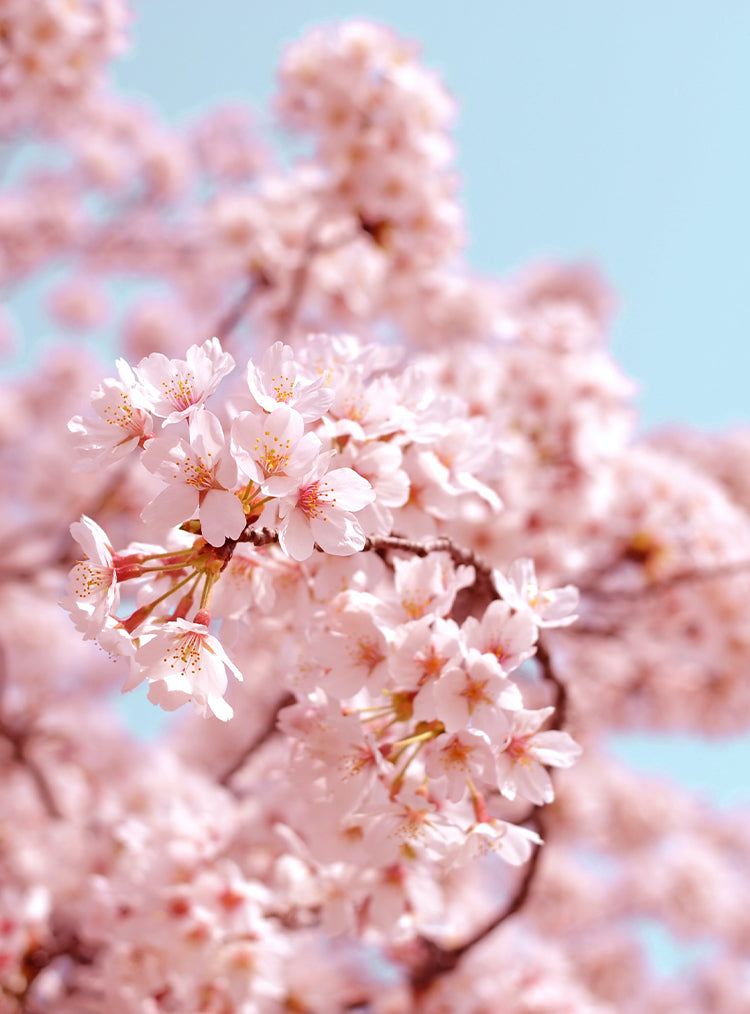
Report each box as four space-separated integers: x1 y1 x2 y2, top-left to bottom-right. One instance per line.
237 525 279 548
214 273 263 347
1 719 63 820
402 632 570 995
579 557 750 603
364 533 495 585
276 244 313 342
408 816 545 995
275 219 362 341
217 691 294 788
0 642 7 711
534 637 568 731
11 927 98 1010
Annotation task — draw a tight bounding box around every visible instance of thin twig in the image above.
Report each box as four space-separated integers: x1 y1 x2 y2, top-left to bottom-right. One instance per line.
217 691 294 788
214 274 263 346
364 534 495 584
579 557 750 602
0 643 7 712
534 637 567 731
1 723 63 820
408 817 544 994
275 220 362 341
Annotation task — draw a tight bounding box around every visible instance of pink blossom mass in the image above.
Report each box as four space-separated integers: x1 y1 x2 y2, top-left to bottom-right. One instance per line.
1 8 750 1014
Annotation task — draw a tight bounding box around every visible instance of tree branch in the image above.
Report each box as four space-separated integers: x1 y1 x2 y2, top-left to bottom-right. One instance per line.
580 557 750 602
0 718 63 820
408 815 545 995
214 273 264 347
217 691 294 788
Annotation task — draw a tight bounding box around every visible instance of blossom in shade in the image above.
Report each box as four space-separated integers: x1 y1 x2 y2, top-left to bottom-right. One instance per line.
426 649 522 740
459 818 543 866
133 337 234 424
424 729 495 803
462 598 538 675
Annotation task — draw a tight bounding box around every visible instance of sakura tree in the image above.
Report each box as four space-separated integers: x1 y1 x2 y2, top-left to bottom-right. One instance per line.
2 6 750 1013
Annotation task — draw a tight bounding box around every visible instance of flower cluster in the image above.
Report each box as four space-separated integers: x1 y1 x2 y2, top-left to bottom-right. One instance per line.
0 0 130 135
64 334 580 903
276 20 463 270
4 11 750 1011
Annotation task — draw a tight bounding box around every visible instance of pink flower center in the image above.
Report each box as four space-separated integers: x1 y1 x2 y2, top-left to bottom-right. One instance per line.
181 454 217 490
297 480 329 519
103 392 144 433
441 737 471 771
162 370 197 411
350 636 384 674
507 736 533 764
270 373 295 403
459 676 491 714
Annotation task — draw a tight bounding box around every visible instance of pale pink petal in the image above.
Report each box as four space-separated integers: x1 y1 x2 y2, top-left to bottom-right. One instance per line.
278 508 315 561
200 488 246 547
141 483 198 529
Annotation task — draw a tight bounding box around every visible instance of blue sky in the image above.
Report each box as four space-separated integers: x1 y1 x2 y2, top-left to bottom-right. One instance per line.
114 0 750 431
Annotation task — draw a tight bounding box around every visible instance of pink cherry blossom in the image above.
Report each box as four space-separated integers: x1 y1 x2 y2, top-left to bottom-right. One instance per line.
133 337 235 424
68 358 153 467
133 618 243 721
141 408 245 546
423 729 496 803
62 515 118 638
427 649 522 740
275 463 375 561
462 598 538 674
230 403 322 495
493 558 580 627
246 340 333 421
497 707 583 805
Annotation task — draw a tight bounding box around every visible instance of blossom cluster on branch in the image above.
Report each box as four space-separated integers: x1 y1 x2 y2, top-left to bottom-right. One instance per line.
63 333 581 911
2 7 750 1014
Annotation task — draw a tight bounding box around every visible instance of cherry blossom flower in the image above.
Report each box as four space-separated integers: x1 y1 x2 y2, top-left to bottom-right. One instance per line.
133 337 235 424
387 552 475 624
247 340 333 421
68 358 153 467
231 403 322 496
426 649 522 740
497 707 582 805
458 818 543 866
309 594 391 698
462 598 538 675
391 615 462 692
275 461 375 561
339 439 410 536
132 618 243 721
141 409 245 547
424 729 496 803
62 515 119 638
493 558 579 627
